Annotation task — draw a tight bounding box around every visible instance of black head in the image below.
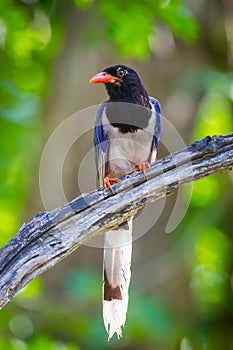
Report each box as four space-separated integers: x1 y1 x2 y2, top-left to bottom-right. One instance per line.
90 65 149 106
103 65 140 86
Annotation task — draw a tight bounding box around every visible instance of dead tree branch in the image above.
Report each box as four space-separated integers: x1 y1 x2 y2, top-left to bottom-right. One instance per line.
0 133 232 309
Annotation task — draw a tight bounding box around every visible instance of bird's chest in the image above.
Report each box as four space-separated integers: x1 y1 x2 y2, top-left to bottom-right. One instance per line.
103 113 155 176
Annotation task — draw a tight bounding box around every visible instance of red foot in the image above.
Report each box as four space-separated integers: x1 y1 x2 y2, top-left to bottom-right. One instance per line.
135 162 151 177
104 173 119 193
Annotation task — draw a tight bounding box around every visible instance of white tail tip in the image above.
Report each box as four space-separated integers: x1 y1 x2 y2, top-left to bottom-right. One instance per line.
103 299 128 340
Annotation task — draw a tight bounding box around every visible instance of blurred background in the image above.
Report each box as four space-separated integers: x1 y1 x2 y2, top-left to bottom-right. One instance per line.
0 0 233 349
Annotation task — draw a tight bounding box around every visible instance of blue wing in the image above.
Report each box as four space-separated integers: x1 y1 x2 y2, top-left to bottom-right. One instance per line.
149 96 162 149
93 102 109 186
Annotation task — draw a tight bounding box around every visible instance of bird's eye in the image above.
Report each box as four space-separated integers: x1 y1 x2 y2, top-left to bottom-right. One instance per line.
116 68 128 77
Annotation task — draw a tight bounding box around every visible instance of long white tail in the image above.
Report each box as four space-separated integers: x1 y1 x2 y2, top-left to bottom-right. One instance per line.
103 219 132 340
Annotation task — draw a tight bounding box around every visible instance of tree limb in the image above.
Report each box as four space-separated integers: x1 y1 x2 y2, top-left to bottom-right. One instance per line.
0 133 233 309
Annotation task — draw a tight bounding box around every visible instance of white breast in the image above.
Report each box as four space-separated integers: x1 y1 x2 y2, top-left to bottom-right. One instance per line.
102 103 157 176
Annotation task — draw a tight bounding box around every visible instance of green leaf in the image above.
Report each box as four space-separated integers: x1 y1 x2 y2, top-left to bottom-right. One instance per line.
155 0 200 43
99 1 153 58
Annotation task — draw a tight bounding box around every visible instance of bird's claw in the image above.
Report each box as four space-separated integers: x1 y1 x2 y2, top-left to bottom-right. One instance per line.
135 162 150 178
104 174 119 193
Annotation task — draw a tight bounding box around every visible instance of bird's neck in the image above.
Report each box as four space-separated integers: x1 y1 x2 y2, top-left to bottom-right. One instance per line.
106 83 150 108
105 83 151 134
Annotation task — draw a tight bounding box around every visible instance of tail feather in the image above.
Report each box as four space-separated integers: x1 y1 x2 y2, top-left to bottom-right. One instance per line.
103 219 132 340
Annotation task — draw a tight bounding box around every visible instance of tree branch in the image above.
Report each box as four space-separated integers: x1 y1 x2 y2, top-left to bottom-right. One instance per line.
0 133 232 309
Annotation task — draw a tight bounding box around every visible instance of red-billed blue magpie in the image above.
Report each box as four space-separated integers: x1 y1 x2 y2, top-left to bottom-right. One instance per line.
90 65 162 339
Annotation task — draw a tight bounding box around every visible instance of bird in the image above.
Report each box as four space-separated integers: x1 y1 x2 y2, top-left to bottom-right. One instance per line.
90 65 162 340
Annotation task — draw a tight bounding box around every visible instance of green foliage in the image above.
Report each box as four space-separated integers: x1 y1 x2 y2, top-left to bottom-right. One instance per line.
0 336 79 350
191 226 231 314
0 81 42 245
171 59 233 349
85 0 199 58
150 0 200 43
98 1 153 57
193 93 233 140
0 0 62 245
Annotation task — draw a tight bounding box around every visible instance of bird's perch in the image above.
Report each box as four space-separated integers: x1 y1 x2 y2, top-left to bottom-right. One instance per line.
0 133 233 309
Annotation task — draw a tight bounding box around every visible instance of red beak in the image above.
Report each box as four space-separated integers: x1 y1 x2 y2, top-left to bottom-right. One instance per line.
90 72 116 84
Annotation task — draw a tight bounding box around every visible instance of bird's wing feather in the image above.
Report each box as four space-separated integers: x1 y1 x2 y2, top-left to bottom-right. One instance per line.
149 96 162 149
94 101 109 186
146 96 162 163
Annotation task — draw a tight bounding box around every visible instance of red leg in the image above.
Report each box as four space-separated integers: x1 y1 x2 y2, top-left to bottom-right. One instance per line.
104 173 119 193
135 162 151 177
